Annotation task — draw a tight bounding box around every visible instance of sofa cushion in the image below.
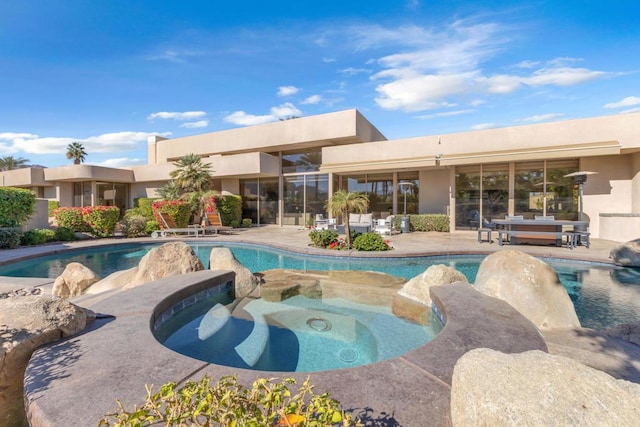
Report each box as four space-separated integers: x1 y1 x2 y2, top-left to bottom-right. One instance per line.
349 213 361 224
361 213 373 224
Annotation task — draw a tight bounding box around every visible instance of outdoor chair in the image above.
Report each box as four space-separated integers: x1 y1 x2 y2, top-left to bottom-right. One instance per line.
374 215 395 235
152 212 202 238
204 212 232 235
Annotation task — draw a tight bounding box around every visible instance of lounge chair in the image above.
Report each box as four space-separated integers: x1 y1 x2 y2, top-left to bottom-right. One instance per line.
152 211 202 238
374 215 395 235
348 213 374 233
204 212 232 235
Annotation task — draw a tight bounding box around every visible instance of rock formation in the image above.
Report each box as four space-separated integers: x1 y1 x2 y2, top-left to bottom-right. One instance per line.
122 241 204 290
52 262 100 298
0 294 94 427
209 247 259 298
392 264 468 325
610 238 640 267
474 250 580 329
451 348 640 426
259 269 405 304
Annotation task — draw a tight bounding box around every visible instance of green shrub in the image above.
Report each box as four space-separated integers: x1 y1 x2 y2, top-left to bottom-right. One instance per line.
145 220 160 234
352 232 391 251
54 227 77 242
309 229 339 248
47 200 59 217
53 207 90 231
0 187 36 228
82 206 120 237
242 218 253 228
0 228 23 249
20 228 56 246
152 200 191 228
99 375 360 427
120 214 148 237
410 214 450 232
214 194 242 228
134 197 158 220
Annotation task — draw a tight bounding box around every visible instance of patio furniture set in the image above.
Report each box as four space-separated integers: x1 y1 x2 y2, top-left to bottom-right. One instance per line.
152 212 232 239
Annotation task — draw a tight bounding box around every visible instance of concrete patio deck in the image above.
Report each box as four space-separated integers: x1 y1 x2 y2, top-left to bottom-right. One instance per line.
1 227 635 426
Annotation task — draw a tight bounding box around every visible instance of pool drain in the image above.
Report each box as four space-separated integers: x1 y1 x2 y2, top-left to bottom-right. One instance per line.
338 348 359 363
306 317 332 332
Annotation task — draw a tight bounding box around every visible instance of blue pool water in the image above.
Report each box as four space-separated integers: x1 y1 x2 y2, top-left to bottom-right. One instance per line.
1 242 639 330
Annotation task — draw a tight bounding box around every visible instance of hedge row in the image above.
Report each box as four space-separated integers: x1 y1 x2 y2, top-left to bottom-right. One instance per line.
52 206 120 237
394 214 450 232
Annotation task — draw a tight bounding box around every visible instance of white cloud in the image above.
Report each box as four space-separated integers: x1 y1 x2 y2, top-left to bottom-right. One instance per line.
469 99 485 107
277 86 299 97
340 67 371 76
145 49 204 64
322 57 336 63
6 131 171 155
301 95 322 105
471 123 496 130
620 107 640 114
224 103 303 126
180 120 209 128
343 20 613 112
96 158 146 168
415 109 475 120
516 113 564 123
148 111 207 120
604 96 640 109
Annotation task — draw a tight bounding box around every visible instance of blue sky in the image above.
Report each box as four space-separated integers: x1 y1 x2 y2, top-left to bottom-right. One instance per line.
1 0 638 168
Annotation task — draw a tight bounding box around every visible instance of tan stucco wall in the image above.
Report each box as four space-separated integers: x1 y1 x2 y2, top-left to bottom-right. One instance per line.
419 169 450 214
24 199 49 230
151 109 386 164
208 152 280 178
0 168 47 187
600 214 640 242
44 165 134 182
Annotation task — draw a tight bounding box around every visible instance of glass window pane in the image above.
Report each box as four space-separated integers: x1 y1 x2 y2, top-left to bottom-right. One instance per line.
398 172 419 215
546 160 578 220
283 175 306 226
514 162 544 219
481 164 508 224
282 149 322 173
455 166 480 228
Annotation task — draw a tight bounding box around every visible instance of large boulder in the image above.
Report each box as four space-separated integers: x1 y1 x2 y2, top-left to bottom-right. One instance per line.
392 264 468 325
610 239 640 267
451 348 640 426
209 247 259 298
0 293 94 427
52 262 100 298
86 267 138 294
123 242 204 289
474 250 580 329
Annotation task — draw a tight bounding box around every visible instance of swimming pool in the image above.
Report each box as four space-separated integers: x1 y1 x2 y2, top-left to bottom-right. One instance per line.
1 242 639 330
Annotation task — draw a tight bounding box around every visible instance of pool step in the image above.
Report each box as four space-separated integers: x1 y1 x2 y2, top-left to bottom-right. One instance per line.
231 298 270 367
197 303 231 340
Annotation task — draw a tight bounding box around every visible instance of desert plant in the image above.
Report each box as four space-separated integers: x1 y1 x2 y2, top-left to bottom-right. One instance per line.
120 213 148 237
214 194 242 228
66 141 87 164
352 232 391 251
242 218 253 228
0 155 30 171
309 229 339 248
99 375 360 427
325 190 369 248
145 220 160 235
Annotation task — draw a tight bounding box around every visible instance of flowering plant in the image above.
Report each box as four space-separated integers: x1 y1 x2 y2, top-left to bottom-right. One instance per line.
82 206 120 237
152 200 191 228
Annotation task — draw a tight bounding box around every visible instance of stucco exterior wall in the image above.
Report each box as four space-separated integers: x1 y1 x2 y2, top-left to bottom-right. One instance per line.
599 214 640 242
419 169 450 214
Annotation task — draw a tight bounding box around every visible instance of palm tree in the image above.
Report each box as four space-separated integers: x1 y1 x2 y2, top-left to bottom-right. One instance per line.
325 190 369 248
0 156 30 171
66 142 87 164
170 153 212 193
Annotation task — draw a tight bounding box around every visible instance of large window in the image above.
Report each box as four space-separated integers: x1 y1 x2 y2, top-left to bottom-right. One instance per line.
97 182 128 214
481 164 509 223
240 178 279 225
514 160 577 219
282 174 329 226
397 172 419 215
341 173 398 217
73 182 92 207
282 149 322 173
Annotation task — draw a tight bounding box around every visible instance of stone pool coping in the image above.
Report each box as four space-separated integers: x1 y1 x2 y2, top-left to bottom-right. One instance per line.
24 270 547 426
